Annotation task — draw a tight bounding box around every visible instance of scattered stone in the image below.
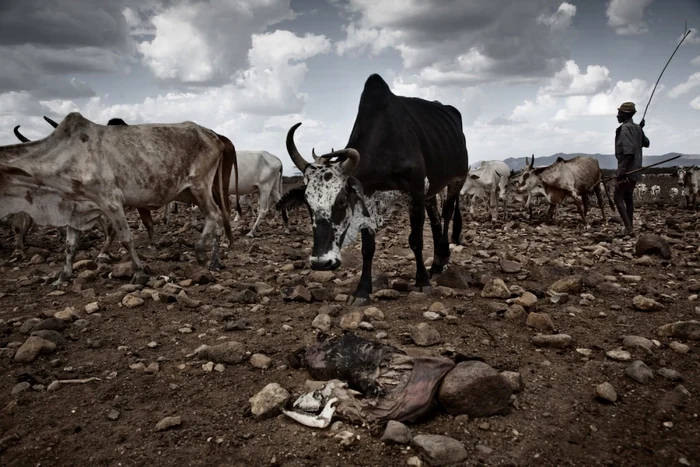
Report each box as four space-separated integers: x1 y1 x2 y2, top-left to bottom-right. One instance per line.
84 302 100 314
122 294 145 309
423 311 441 321
250 353 273 369
549 276 582 294
525 312 555 332
512 292 538 308
196 341 246 364
363 307 384 321
622 335 655 354
504 304 526 321
499 259 522 274
481 279 510 299
381 420 412 445
33 318 67 332
374 289 400 300
410 323 441 347
635 234 671 259
31 330 66 348
339 310 364 330
107 409 120 421
309 271 335 283
626 360 654 384
333 430 358 448
500 371 524 393
583 271 606 288
155 415 182 431
632 295 662 312
14 336 56 363
11 382 31 395
434 266 474 290
111 262 134 279
311 313 331 332
669 342 689 354
437 361 512 417
145 362 159 374
531 333 572 349
595 382 617 403
657 320 700 340
47 381 60 392
249 383 290 419
177 290 201 308
286 285 312 303
606 349 631 362
19 318 41 335
657 368 683 382
411 434 467 467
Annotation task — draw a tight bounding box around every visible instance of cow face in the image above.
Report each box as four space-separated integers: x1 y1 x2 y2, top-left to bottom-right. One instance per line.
285 123 368 271
678 167 687 187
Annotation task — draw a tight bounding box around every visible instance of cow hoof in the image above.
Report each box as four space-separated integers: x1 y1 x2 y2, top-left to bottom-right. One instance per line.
246 231 256 238
347 295 371 307
130 271 151 286
208 261 225 271
284 229 291 235
10 249 24 259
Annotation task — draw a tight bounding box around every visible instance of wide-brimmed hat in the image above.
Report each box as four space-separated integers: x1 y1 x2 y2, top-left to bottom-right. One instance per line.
618 102 636 113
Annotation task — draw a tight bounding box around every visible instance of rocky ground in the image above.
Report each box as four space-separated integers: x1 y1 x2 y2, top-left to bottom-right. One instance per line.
0 191 699 467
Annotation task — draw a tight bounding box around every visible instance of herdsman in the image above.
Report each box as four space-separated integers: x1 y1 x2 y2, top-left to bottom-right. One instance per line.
614 101 650 236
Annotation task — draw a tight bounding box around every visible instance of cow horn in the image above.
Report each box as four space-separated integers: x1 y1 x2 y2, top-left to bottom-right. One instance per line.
43 116 59 128
311 148 321 163
530 154 534 167
286 122 310 172
13 125 30 143
338 148 360 174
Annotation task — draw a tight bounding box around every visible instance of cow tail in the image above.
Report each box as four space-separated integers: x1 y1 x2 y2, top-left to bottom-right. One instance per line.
601 170 615 210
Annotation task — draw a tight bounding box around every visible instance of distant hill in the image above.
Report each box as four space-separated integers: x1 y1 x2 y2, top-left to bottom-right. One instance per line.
498 152 700 171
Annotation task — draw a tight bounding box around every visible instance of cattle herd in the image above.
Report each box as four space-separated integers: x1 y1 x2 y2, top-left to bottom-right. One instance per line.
2 73 699 293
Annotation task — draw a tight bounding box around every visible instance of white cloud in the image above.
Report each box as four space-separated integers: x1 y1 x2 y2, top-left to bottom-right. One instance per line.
668 72 700 98
137 0 295 84
510 95 557 122
553 78 656 120
691 95 700 110
539 60 611 96
680 28 700 45
606 0 654 35
692 55 700 66
334 1 577 86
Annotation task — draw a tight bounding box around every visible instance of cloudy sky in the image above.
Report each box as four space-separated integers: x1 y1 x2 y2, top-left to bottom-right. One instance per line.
1 0 699 175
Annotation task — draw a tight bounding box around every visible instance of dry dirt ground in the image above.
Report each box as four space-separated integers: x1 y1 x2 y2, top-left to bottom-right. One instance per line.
1 183 699 467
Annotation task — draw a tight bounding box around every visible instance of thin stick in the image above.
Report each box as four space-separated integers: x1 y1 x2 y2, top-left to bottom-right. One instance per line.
601 155 682 183
57 377 101 384
641 23 692 122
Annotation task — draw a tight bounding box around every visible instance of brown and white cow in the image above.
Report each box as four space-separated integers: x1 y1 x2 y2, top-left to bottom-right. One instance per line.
513 155 606 226
0 112 235 285
677 166 700 209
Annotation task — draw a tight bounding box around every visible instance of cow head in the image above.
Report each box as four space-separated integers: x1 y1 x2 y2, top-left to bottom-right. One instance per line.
286 122 368 271
678 167 687 187
510 154 537 194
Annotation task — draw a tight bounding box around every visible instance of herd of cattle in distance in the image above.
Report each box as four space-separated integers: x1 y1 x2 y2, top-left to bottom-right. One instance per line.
1 73 700 305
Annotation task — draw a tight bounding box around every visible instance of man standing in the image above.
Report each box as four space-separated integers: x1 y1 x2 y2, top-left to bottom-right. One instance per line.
614 101 650 236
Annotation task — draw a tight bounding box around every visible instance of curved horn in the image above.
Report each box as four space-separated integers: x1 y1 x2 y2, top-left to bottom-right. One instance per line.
13 125 30 143
337 148 360 174
286 122 309 172
43 116 59 128
312 147 321 163
530 154 534 167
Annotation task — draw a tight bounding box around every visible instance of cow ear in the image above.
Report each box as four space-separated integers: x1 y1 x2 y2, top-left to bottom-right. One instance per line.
470 174 480 179
276 186 307 211
347 178 370 217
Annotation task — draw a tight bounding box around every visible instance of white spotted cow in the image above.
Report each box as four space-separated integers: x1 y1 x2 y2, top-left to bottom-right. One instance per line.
634 183 648 201
0 112 235 285
650 185 661 203
669 187 679 201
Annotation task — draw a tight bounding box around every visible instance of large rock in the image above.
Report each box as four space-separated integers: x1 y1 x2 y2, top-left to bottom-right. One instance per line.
622 335 655 354
309 271 336 283
111 262 134 279
549 276 582 294
434 266 475 290
339 310 364 330
410 323 441 347
626 360 654 384
196 341 246 364
437 361 512 417
657 321 700 340
635 234 671 259
526 312 555 332
632 295 662 312
249 383 290 419
532 333 572 349
14 336 57 363
381 420 412 445
481 279 511 299
411 435 467 467
499 259 522 274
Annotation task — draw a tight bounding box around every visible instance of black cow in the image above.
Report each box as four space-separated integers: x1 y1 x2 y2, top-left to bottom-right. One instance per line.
278 74 468 306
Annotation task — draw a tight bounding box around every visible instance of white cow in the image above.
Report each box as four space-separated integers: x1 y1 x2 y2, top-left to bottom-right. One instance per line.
669 187 679 201
634 183 648 201
460 160 510 221
229 150 288 237
650 185 661 203
677 166 700 209
509 155 551 219
0 112 235 285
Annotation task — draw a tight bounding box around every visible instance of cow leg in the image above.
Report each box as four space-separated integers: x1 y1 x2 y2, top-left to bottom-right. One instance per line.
348 228 375 307
12 213 32 256
593 185 607 224
425 197 443 272
190 188 225 270
451 196 463 245
137 208 156 244
432 180 461 276
409 194 430 291
546 203 557 223
270 186 290 234
489 188 499 222
102 201 147 282
96 216 115 262
572 196 587 226
52 226 80 288
162 203 171 226
247 189 270 237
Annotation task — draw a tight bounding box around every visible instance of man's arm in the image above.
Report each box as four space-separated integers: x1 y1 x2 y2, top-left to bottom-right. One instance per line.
642 130 650 148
